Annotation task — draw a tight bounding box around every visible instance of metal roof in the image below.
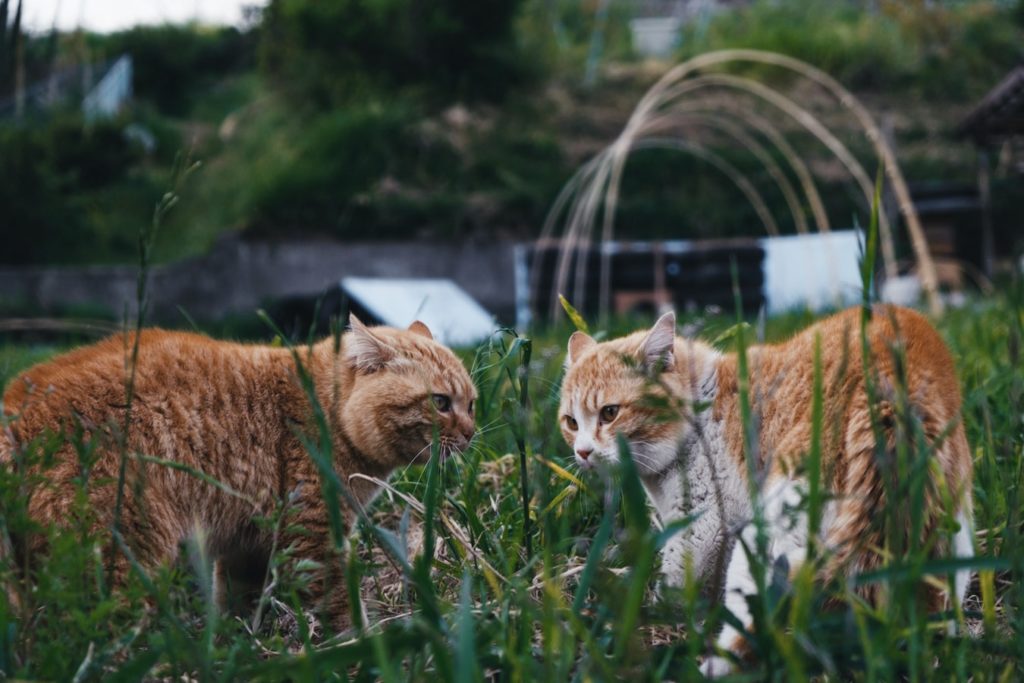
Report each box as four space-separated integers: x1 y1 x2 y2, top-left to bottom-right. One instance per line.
340 277 495 348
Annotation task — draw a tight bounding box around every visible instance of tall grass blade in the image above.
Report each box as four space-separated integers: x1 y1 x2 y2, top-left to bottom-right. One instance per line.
558 294 590 334
455 569 478 683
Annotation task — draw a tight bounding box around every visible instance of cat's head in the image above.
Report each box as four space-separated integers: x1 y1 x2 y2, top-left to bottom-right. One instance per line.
558 312 699 475
341 315 477 468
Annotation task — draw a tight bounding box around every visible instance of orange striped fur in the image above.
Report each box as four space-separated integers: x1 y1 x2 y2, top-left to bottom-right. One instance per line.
1 315 476 631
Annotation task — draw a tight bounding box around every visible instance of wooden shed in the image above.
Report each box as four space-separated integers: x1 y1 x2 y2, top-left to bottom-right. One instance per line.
957 65 1024 277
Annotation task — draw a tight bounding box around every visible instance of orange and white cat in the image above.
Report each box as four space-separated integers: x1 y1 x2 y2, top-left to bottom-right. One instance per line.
559 305 973 675
1 315 477 631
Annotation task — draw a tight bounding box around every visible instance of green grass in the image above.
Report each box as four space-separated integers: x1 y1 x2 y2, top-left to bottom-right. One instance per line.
0 344 68 390
1 289 1022 680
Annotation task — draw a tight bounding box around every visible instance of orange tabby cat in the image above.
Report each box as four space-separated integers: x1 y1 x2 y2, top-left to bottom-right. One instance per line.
559 305 973 675
1 315 476 630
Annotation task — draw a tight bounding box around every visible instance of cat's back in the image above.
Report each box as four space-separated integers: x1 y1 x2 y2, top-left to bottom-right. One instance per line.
2 330 283 444
6 330 208 406
805 305 959 402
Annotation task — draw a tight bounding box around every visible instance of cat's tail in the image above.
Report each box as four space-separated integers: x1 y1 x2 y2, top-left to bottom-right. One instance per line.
951 490 974 611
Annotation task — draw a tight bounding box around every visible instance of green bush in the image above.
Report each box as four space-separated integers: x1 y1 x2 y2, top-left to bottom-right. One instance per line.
244 99 573 241
0 114 145 265
91 25 256 115
680 0 1023 98
259 0 540 105
0 125 85 265
248 103 422 238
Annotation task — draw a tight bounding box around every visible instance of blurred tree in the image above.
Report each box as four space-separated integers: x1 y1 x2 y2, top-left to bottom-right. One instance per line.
259 0 538 105
0 114 143 264
92 25 256 115
0 124 86 264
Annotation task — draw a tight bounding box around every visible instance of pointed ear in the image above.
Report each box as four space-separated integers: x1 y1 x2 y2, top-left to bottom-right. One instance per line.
407 320 433 340
640 311 676 372
566 331 596 368
346 314 393 372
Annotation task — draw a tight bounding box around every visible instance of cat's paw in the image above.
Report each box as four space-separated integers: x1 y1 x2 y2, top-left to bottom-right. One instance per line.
699 655 734 678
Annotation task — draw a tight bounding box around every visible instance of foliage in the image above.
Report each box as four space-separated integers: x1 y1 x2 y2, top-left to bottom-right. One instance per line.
243 98 569 240
259 0 539 105
681 0 1024 98
0 113 156 265
90 25 256 115
247 101 424 238
516 0 637 72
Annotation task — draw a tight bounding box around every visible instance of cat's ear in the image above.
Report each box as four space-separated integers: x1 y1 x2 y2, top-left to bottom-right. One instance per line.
407 320 433 340
347 314 394 372
640 311 676 372
566 331 596 368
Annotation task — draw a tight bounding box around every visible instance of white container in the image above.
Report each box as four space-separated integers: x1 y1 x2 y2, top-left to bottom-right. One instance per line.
629 17 683 59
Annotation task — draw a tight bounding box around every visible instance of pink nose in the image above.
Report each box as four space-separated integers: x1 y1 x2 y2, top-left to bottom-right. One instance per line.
576 448 593 460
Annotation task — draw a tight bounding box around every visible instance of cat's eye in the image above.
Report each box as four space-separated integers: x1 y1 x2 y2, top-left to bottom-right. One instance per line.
432 394 452 412
563 415 578 431
468 399 474 415
600 405 619 423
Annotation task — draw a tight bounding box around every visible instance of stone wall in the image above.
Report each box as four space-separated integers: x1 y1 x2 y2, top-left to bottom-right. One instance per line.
0 237 519 324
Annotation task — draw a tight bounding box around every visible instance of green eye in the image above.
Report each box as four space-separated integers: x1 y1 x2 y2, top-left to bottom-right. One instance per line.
563 415 578 431
600 405 619 423
432 394 451 412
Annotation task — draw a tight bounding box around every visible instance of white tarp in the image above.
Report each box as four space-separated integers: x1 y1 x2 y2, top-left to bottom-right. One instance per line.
760 230 863 313
341 277 495 347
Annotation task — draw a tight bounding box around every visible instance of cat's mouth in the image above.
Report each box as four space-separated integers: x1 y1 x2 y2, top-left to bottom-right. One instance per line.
412 435 469 462
574 448 619 472
439 435 471 460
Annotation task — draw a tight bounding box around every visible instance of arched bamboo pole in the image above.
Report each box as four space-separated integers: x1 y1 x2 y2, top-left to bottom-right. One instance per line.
641 111 808 233
677 103 831 233
547 137 782 319
616 49 940 315
597 72 899 320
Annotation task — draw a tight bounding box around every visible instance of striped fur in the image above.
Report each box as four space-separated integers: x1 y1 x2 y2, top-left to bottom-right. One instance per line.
1 316 476 632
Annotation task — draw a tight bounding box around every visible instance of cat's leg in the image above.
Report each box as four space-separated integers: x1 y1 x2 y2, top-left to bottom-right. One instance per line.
109 498 187 595
23 466 183 592
651 459 731 597
952 504 973 607
214 543 271 616
701 475 809 677
281 490 357 635
659 508 726 597
949 495 974 635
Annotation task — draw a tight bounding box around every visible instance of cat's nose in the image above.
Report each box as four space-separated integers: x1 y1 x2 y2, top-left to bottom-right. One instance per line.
576 448 593 460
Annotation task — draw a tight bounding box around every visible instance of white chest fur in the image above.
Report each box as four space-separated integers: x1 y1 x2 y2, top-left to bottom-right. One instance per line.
638 363 750 588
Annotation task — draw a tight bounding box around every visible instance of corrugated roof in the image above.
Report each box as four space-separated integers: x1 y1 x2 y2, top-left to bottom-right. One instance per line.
341 277 495 348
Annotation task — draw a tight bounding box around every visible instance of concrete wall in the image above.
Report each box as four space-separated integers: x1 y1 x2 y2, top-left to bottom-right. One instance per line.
0 238 519 324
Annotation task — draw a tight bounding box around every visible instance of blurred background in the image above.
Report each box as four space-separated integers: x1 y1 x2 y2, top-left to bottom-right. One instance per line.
0 0 1022 343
